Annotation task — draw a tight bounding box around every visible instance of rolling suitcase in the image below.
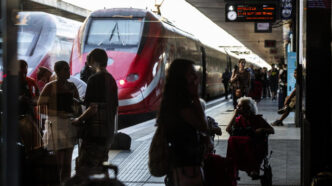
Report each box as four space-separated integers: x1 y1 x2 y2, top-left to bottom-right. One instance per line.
110 111 131 150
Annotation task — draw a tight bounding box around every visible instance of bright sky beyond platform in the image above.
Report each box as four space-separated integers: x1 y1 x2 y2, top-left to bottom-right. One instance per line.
63 0 270 68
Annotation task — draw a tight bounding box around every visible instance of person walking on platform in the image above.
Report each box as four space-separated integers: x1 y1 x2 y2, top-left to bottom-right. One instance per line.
230 59 250 109
72 48 118 175
269 64 279 100
222 68 231 99
272 69 297 126
230 65 239 106
158 59 208 186
261 67 270 98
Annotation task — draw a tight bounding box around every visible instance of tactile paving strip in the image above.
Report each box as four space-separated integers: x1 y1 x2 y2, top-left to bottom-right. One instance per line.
112 141 152 183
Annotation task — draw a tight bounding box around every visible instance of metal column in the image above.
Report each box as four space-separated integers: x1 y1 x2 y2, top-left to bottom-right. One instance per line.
1 0 19 186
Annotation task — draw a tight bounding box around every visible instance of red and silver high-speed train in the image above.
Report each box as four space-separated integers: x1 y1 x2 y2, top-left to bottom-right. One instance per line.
16 12 81 80
70 8 248 115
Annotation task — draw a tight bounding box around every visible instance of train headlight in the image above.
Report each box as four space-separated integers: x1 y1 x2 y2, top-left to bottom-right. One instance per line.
119 79 126 86
126 73 139 82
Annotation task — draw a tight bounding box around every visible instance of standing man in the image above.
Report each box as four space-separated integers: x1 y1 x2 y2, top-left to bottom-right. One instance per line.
222 68 231 99
80 52 96 83
18 60 39 117
261 67 269 98
73 48 118 174
269 64 279 100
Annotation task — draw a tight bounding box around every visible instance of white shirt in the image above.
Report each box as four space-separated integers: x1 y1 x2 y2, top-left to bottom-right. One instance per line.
68 76 87 100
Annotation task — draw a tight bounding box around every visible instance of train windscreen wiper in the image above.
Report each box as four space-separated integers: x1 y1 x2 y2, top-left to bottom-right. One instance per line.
98 22 118 46
109 22 119 44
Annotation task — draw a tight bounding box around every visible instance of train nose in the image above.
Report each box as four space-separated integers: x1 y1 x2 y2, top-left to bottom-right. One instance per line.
117 73 140 87
107 58 114 66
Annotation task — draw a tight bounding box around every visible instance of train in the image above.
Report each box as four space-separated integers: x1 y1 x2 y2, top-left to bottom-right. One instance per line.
70 8 254 115
16 11 81 80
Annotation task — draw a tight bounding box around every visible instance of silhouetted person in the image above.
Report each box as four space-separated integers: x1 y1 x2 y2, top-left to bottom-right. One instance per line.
222 68 231 99
37 61 80 182
261 67 270 98
269 64 279 100
18 60 39 117
272 69 297 126
230 59 250 109
73 48 118 175
80 53 96 83
18 60 42 152
36 66 52 91
158 59 208 186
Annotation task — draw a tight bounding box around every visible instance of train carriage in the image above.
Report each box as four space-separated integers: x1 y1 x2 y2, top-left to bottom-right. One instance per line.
70 8 244 115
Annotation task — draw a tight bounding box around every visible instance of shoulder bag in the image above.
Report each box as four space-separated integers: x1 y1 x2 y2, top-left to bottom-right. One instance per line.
148 123 170 177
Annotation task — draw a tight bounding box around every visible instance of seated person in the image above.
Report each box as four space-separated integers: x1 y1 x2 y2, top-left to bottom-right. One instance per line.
272 69 297 126
226 96 274 179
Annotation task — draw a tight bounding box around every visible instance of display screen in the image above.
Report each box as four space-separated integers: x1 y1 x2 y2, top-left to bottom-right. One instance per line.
225 3 277 22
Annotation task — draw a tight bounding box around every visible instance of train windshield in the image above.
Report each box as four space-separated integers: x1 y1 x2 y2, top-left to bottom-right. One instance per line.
85 18 143 52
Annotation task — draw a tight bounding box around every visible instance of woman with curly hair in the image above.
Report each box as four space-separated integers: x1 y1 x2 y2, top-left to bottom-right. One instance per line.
226 96 274 179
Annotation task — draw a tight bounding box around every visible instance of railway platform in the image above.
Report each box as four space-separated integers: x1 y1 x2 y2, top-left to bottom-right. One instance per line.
72 97 300 186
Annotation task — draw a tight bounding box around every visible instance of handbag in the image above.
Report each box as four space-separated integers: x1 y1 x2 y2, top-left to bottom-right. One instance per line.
148 123 170 177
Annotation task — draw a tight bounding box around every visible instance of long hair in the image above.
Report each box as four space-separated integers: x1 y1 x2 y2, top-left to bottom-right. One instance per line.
157 59 195 126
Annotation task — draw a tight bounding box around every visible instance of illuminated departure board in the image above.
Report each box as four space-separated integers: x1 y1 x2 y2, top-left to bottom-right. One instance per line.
225 3 277 22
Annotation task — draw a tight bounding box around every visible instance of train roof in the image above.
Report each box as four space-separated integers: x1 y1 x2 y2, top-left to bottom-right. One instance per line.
17 11 81 39
90 8 150 18
90 8 197 40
